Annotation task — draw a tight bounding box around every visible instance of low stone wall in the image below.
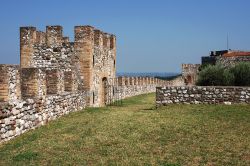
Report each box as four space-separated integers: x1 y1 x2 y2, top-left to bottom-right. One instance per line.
0 92 86 142
156 86 250 106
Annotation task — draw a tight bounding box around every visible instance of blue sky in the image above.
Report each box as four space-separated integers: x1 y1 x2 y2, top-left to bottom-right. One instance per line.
0 0 250 73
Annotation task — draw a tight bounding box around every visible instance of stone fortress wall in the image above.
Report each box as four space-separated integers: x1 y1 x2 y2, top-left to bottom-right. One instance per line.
156 86 250 107
112 76 183 101
0 25 175 142
0 64 86 142
156 50 250 107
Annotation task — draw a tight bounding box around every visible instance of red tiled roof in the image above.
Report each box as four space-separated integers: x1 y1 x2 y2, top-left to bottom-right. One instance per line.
223 51 250 57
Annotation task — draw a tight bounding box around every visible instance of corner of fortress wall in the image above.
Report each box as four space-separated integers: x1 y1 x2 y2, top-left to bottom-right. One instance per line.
0 25 176 143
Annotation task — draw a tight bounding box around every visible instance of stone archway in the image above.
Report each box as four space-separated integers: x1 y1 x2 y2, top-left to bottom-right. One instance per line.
101 77 108 106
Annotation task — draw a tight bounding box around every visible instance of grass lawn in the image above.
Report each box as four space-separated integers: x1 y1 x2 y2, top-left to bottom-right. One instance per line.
0 93 250 165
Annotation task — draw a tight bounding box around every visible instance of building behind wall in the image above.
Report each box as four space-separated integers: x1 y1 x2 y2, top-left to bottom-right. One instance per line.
202 50 250 66
181 50 250 86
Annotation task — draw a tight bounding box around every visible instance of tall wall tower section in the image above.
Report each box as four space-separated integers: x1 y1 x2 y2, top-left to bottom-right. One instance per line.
74 26 95 105
19 25 117 107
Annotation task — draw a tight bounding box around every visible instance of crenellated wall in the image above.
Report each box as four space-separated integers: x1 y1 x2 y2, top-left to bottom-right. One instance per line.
0 67 167 143
0 64 87 142
105 76 184 103
19 25 117 107
0 25 171 143
114 77 156 100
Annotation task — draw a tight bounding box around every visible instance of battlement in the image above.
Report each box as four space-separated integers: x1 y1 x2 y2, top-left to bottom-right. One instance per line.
20 25 116 68
18 25 117 107
182 64 200 74
2 25 168 108
0 25 171 143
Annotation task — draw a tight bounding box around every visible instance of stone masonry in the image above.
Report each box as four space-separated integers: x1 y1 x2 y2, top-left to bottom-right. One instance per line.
202 50 250 67
181 64 200 85
156 86 250 107
0 25 171 143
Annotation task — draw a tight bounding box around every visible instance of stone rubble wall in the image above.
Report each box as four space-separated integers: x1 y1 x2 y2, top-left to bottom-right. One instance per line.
21 26 74 70
0 65 21 103
19 25 116 107
0 65 86 143
110 76 184 102
118 85 156 99
0 25 176 143
0 70 168 143
165 76 185 87
156 86 250 107
92 31 116 107
0 92 86 142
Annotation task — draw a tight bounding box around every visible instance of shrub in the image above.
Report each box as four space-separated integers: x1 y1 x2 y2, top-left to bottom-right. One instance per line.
196 64 234 86
230 62 250 86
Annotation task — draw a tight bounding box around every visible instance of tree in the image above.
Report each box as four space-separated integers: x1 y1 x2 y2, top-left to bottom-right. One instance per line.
230 62 250 86
196 64 234 86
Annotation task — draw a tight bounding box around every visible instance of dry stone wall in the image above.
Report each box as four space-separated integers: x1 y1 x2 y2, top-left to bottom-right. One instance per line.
156 86 250 107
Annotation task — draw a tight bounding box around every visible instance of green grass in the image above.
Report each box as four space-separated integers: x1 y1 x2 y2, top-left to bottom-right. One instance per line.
0 93 250 165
